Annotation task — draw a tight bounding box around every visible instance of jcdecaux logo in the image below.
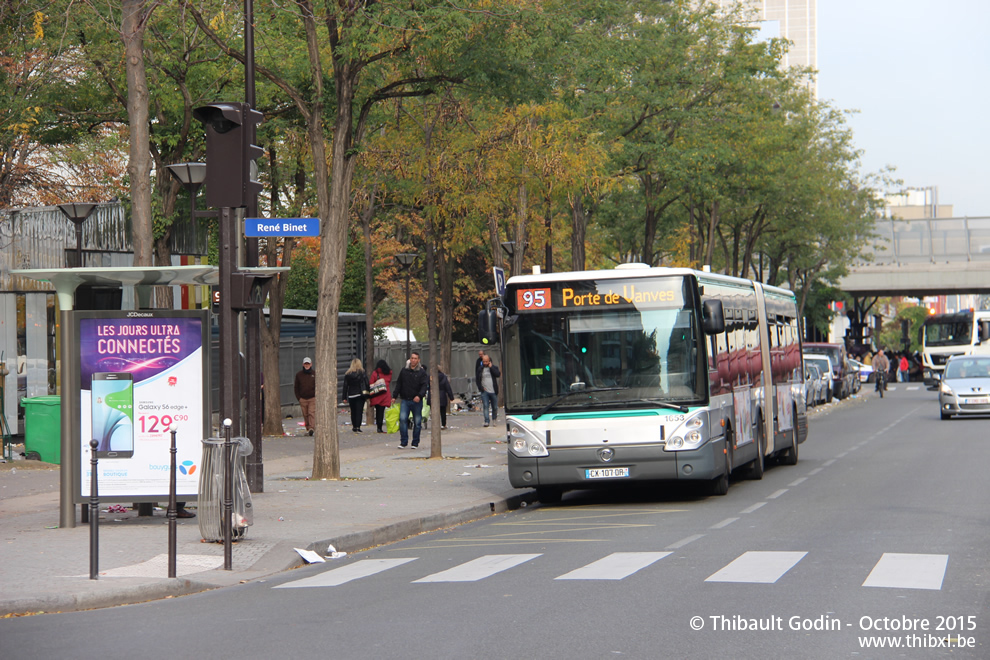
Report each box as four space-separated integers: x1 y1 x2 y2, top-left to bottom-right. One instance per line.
179 460 197 476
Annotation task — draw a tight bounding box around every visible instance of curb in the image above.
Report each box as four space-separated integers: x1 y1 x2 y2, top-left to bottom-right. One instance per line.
0 491 536 616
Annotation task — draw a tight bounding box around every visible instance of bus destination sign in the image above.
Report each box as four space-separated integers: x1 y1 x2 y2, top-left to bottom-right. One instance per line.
515 282 680 311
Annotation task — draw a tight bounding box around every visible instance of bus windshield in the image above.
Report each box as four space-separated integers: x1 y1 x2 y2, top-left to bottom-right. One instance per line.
502 275 706 412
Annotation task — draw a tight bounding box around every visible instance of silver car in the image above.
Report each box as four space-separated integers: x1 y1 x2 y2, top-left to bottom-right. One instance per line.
804 354 834 404
939 355 990 420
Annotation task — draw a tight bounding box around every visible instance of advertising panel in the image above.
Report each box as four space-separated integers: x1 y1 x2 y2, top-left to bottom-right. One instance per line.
74 310 209 499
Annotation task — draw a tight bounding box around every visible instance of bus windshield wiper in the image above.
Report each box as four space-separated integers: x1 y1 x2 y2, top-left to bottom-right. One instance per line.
622 398 690 413
531 387 627 420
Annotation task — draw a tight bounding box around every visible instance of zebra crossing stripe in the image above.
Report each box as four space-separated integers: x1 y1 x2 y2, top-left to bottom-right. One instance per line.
862 553 948 590
413 554 541 583
705 551 807 584
555 552 671 581
274 558 418 588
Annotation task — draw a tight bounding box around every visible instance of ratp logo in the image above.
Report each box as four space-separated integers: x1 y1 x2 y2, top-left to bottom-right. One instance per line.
179 460 197 476
168 376 177 386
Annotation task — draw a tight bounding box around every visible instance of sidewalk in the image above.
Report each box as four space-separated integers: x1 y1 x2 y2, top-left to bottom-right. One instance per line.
0 409 528 616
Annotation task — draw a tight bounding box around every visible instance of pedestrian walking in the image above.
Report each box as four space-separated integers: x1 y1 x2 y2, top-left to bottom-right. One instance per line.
476 354 501 427
898 354 910 382
342 358 370 432
294 357 316 436
437 369 455 429
368 360 392 433
392 352 429 448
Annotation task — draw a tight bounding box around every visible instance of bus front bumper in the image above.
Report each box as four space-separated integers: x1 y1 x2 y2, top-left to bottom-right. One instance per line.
508 439 724 489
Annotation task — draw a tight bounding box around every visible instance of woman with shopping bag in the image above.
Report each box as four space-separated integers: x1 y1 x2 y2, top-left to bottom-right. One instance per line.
342 359 371 432
368 360 393 433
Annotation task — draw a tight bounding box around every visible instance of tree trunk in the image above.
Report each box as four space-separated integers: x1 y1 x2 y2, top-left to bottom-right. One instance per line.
362 187 377 427
570 195 587 272
426 217 441 458
122 0 157 268
704 200 719 268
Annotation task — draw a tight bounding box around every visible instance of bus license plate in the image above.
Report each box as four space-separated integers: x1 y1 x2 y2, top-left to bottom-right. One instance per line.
585 467 629 479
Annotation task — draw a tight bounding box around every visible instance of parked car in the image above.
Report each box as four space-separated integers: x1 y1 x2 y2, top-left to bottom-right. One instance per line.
804 354 834 404
805 363 826 406
938 355 990 420
804 343 855 400
851 358 874 383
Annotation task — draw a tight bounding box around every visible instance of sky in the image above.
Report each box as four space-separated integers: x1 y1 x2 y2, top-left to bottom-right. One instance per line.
816 0 990 217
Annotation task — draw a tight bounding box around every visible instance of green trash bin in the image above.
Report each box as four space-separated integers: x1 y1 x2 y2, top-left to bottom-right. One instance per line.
21 395 61 464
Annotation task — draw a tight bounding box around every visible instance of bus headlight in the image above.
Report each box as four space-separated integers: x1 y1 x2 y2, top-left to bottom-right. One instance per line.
508 422 548 458
664 414 707 452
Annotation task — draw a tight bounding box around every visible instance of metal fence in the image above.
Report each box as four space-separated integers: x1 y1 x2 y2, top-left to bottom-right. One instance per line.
860 217 990 266
212 331 488 412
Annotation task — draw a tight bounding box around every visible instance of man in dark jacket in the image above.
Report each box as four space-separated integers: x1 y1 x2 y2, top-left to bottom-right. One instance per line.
392 352 429 448
294 357 316 436
476 354 501 427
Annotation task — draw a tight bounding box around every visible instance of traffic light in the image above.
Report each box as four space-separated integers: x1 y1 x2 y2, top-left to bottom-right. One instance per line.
228 273 274 310
193 102 263 208
479 309 499 345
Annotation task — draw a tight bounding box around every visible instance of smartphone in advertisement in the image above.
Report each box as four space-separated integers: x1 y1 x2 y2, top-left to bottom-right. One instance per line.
92 372 134 459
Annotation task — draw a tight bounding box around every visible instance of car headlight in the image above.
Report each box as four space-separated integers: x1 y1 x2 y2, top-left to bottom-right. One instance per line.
664 414 707 452
507 422 548 458
940 382 954 396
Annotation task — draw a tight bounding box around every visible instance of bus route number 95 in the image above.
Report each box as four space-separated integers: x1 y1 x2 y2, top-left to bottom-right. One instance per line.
517 288 552 310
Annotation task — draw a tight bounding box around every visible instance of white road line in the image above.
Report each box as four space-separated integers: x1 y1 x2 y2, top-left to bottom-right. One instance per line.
823 459 837 466
413 554 541 583
767 489 788 500
837 452 848 458
710 517 739 529
275 558 417 588
788 477 807 487
665 534 704 550
907 386 920 390
555 552 671 581
740 502 767 514
705 551 807 584
807 468 823 476
862 553 948 590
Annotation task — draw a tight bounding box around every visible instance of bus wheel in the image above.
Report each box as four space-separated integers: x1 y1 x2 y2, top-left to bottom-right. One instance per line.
536 487 562 504
780 415 799 466
710 446 731 496
747 418 766 480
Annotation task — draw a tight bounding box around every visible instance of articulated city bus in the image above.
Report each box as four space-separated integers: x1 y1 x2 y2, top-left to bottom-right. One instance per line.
920 310 990 388
491 264 807 502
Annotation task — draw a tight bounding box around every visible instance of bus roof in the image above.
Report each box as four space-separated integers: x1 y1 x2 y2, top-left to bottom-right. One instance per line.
505 264 795 300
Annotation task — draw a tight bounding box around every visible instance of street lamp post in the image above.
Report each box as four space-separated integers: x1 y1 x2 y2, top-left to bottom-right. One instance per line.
57 203 97 268
394 253 418 357
500 241 516 262
165 163 207 237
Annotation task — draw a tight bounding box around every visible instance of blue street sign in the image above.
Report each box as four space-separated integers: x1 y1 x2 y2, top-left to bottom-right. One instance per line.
245 218 319 237
493 266 506 297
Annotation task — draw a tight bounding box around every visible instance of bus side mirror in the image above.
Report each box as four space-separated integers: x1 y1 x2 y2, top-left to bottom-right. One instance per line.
917 327 924 345
479 309 499 345
702 299 725 335
980 320 990 343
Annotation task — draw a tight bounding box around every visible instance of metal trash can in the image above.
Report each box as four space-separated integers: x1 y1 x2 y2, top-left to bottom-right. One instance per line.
21 395 62 464
197 436 254 542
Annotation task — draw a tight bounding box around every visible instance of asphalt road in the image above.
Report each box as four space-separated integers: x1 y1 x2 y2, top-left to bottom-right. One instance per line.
2 384 987 659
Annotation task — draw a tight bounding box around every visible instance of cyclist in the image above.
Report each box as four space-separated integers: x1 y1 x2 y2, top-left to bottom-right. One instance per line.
873 349 890 397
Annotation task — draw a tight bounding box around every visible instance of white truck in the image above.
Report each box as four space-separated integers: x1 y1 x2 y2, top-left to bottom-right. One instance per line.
921 310 990 388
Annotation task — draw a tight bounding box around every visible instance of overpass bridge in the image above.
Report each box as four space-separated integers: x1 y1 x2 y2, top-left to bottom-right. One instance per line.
839 216 990 297
834 216 990 351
